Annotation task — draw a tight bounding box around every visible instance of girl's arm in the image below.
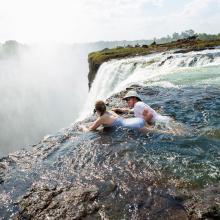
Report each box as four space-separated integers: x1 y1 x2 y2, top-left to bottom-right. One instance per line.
89 117 103 131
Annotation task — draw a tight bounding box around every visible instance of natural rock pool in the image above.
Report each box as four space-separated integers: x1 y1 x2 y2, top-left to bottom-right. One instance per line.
0 85 219 219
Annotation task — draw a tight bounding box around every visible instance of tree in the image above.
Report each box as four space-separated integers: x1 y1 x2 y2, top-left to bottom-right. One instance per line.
180 29 195 39
185 29 195 37
172 32 180 40
2 40 19 56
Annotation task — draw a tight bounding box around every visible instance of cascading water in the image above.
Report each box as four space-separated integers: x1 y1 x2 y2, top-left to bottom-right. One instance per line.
81 48 220 118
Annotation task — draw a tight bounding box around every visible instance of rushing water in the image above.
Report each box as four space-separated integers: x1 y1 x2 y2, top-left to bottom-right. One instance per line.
0 48 220 219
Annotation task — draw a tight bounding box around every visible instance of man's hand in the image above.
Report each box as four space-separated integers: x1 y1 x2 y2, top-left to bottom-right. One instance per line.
143 108 153 123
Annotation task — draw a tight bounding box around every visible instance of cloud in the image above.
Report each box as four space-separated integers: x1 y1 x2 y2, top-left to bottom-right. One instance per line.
0 0 219 43
181 0 220 18
84 0 164 21
139 0 220 38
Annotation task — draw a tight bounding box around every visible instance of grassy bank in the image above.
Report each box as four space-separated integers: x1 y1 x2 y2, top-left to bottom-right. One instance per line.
89 39 220 65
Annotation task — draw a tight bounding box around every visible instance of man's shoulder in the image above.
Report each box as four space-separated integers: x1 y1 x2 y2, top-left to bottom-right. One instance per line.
135 101 146 108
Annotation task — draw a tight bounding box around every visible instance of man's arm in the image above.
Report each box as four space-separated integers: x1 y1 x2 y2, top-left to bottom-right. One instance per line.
111 108 133 114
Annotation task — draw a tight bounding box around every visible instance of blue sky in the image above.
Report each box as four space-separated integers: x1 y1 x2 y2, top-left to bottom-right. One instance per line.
0 0 219 43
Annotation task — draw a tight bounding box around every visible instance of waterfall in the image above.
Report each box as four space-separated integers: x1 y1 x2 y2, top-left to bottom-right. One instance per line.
79 48 220 119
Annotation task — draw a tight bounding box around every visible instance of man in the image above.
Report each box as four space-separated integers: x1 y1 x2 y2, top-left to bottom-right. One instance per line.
113 90 166 125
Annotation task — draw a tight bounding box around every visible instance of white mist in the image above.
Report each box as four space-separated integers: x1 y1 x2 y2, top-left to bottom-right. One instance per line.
0 43 88 157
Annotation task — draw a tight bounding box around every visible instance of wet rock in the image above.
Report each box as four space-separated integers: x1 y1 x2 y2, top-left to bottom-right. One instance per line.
0 162 6 184
16 186 100 220
183 185 220 219
188 56 198 66
88 58 101 90
158 55 173 66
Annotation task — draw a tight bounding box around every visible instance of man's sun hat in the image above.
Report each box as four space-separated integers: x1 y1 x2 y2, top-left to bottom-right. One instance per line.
123 90 142 101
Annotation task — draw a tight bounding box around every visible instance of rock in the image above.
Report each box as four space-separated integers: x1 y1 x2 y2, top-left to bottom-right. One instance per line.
142 44 149 48
159 55 173 66
88 57 101 90
16 186 100 219
183 185 220 219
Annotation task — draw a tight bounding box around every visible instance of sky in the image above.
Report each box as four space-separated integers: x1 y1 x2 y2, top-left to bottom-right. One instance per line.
0 0 219 43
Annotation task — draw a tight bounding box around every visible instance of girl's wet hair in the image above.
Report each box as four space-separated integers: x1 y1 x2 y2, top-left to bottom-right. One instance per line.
95 100 106 116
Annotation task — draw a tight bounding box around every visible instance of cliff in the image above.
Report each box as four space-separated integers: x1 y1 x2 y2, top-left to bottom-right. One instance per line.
88 38 220 89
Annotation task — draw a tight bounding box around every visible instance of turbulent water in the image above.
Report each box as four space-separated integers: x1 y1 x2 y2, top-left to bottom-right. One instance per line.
0 48 220 219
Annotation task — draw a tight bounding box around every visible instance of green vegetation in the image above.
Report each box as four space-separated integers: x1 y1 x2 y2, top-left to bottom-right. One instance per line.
0 40 28 59
83 30 220 53
0 40 19 58
89 46 155 65
143 29 220 44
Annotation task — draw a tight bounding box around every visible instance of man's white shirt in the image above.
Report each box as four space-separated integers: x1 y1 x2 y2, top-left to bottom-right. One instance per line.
133 101 168 122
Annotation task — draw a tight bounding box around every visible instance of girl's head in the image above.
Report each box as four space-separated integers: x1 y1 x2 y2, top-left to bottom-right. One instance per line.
94 100 106 116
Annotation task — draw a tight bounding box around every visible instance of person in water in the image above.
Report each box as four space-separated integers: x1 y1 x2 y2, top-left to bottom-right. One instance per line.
89 100 146 131
112 90 169 125
112 90 188 135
